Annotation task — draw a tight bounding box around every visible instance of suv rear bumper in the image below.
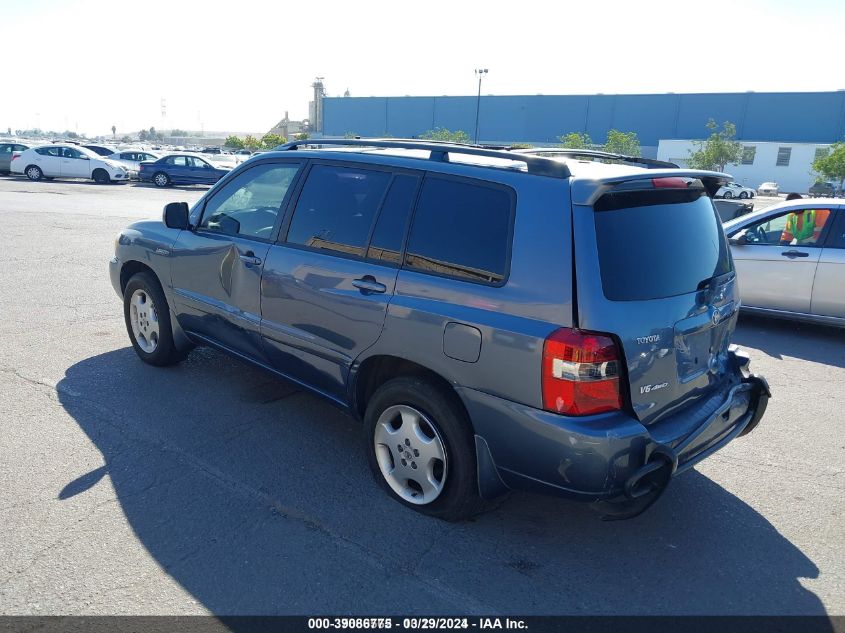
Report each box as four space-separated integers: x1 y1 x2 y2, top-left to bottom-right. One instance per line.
458 347 770 505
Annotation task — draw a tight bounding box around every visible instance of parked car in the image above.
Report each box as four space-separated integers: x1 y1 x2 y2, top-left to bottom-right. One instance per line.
11 144 130 183
0 141 30 174
723 199 845 327
714 198 754 223
809 181 837 197
138 153 230 187
82 144 117 157
110 139 770 521
105 149 161 177
757 181 779 196
716 182 755 199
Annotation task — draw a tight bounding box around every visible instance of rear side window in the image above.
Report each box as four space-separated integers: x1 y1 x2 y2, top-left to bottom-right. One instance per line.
594 187 732 301
36 147 60 156
405 177 513 285
286 164 391 257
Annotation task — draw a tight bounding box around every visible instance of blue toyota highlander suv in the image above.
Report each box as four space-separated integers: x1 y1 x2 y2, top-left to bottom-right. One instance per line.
110 139 770 520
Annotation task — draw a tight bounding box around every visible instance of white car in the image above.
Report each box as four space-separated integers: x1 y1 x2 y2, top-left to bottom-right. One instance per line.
12 144 130 183
716 182 756 199
723 199 845 327
757 181 780 196
105 149 160 176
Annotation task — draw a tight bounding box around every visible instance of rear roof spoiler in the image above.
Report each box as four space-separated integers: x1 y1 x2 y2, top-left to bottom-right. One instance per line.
570 169 731 206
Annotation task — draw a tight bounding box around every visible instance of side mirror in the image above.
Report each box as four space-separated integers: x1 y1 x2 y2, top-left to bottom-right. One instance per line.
163 201 190 230
728 230 748 246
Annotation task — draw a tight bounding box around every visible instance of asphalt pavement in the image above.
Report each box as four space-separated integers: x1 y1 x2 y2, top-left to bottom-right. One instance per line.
0 178 842 616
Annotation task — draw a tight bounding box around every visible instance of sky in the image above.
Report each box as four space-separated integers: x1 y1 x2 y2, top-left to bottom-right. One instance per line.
2 0 843 137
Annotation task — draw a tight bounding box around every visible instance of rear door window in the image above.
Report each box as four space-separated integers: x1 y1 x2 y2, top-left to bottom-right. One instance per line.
594 187 732 301
285 164 392 258
366 174 419 264
404 176 513 285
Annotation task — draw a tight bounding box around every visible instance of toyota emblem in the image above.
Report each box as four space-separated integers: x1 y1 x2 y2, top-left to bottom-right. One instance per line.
712 310 722 325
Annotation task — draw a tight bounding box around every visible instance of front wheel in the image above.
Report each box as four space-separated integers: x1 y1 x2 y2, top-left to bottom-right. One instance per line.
93 168 110 184
364 376 483 521
723 190 733 198
738 191 748 199
153 172 170 188
123 272 186 366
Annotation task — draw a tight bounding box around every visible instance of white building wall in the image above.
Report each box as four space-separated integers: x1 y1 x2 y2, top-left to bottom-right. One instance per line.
657 139 831 194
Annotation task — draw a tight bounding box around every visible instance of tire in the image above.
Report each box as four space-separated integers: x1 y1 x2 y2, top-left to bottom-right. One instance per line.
723 190 733 198
153 171 170 188
123 272 186 366
738 191 748 199
92 168 110 184
25 165 43 181
364 376 483 521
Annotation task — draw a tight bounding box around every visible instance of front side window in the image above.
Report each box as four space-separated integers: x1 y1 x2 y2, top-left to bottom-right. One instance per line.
742 208 832 246
199 162 301 240
189 156 211 168
286 164 392 257
0 144 11 155
60 147 83 159
405 177 513 285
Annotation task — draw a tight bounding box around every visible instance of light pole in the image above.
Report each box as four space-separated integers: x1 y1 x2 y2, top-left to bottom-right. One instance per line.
474 68 488 144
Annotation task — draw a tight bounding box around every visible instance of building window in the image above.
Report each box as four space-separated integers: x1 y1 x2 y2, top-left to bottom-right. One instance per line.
814 147 830 161
776 147 792 167
741 146 756 165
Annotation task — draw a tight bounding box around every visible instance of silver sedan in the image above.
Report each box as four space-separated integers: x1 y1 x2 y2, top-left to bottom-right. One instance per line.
723 199 845 327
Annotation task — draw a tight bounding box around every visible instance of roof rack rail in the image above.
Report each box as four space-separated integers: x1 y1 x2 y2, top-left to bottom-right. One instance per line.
274 138 571 178
514 148 679 169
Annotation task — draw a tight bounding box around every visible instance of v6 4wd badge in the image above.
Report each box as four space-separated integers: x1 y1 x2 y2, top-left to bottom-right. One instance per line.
640 382 669 394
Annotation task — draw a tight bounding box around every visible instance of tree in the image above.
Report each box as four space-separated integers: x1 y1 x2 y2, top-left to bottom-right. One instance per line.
558 132 592 149
419 127 471 143
224 135 244 149
170 128 188 137
261 133 287 148
111 125 116 139
604 129 641 156
687 119 744 171
242 135 262 150
812 143 845 191
293 132 309 141
138 129 148 141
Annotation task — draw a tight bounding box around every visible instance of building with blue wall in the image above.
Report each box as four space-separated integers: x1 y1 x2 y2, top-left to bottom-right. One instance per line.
322 91 845 158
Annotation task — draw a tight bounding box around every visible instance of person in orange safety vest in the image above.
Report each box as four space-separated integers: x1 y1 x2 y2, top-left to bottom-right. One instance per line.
780 208 830 244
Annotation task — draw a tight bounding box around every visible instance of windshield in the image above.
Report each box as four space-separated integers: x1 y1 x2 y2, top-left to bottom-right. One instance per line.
594 187 732 301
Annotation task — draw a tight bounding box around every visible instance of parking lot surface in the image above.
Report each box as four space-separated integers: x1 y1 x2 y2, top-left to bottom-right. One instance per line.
0 178 842 615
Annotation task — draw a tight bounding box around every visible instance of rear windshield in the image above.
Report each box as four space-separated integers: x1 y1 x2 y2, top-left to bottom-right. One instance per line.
593 188 732 301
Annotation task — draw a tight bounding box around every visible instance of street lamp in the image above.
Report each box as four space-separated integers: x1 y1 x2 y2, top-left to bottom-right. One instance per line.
474 68 488 144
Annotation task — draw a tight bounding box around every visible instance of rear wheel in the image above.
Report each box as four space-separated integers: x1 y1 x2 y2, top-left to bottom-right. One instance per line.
153 172 170 188
738 191 748 199
364 376 483 521
92 169 110 184
723 190 733 198
123 272 186 366
25 165 43 181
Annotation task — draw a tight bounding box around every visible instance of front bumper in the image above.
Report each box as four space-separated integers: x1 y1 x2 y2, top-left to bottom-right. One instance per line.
460 347 770 506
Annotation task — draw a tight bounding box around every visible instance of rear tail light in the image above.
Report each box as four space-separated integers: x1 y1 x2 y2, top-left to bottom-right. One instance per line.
542 328 623 416
652 177 689 188
11 154 19 161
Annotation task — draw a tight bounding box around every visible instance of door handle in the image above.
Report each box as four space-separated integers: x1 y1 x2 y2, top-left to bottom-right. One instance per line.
352 275 387 294
238 250 262 266
781 250 810 258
